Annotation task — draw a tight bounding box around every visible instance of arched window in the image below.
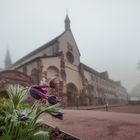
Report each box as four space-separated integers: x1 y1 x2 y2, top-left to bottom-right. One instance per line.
66 51 74 64
47 66 59 78
30 68 39 84
23 66 27 74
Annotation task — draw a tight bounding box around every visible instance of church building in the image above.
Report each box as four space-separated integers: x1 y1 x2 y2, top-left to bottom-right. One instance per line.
10 15 128 106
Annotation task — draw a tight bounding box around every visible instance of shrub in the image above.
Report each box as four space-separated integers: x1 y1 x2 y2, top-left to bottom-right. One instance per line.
0 84 63 140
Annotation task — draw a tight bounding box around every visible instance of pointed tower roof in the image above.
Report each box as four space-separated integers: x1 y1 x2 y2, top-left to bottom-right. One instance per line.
5 48 12 69
64 13 71 31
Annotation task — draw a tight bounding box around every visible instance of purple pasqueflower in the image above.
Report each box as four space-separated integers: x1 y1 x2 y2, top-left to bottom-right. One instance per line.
29 87 47 100
48 96 61 105
31 85 48 94
18 114 29 121
48 78 57 88
51 111 64 120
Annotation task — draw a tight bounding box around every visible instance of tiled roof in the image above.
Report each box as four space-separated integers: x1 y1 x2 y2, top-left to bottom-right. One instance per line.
11 31 66 68
80 63 123 86
80 63 100 76
13 53 62 70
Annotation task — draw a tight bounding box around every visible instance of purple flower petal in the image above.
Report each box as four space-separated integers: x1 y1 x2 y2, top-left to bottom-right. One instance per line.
48 96 61 105
31 85 47 94
29 87 46 100
51 112 64 120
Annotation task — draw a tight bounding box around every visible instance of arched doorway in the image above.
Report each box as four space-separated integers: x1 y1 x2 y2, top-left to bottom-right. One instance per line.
47 66 59 78
88 85 94 105
66 83 77 106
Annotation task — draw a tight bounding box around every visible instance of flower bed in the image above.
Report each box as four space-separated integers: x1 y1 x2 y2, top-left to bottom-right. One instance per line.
0 84 81 140
47 124 81 140
0 84 63 139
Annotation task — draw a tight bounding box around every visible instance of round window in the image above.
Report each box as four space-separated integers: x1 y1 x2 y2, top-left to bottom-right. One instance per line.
66 51 74 64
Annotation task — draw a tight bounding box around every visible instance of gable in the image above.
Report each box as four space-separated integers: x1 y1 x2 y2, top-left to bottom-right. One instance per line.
58 30 81 66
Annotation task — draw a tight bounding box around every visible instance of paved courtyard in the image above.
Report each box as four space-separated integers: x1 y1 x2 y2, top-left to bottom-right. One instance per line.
42 106 140 140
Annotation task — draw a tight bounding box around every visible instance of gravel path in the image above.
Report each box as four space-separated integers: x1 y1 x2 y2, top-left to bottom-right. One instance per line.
42 109 140 140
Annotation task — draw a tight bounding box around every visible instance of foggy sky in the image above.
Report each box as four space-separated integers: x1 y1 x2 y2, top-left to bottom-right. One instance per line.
0 0 140 92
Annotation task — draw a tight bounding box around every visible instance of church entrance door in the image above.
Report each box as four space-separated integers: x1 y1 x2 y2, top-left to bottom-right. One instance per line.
66 83 77 106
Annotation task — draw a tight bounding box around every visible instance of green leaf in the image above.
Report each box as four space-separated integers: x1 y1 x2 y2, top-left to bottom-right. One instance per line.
33 131 49 140
6 85 28 109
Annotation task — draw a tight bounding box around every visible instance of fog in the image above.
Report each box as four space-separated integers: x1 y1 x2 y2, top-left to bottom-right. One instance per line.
0 0 140 91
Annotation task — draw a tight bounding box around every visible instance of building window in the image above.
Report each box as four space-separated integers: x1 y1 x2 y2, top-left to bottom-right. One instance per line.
23 66 27 74
66 51 74 64
67 42 73 51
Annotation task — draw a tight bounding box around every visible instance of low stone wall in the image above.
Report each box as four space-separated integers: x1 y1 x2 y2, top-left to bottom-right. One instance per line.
43 123 81 140
0 70 32 91
129 100 140 105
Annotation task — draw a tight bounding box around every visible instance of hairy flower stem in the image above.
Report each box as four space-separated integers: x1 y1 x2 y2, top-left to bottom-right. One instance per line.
32 109 48 127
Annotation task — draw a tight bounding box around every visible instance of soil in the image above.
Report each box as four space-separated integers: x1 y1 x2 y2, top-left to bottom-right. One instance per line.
41 105 140 140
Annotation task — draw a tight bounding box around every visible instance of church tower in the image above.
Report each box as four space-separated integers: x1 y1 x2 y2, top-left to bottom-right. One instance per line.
5 48 12 69
64 13 71 31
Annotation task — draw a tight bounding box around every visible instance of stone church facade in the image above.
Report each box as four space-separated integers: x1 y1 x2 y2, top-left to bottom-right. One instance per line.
10 15 128 106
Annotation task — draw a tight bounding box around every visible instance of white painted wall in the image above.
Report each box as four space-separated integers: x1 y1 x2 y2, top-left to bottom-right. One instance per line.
11 43 57 69
58 30 80 66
